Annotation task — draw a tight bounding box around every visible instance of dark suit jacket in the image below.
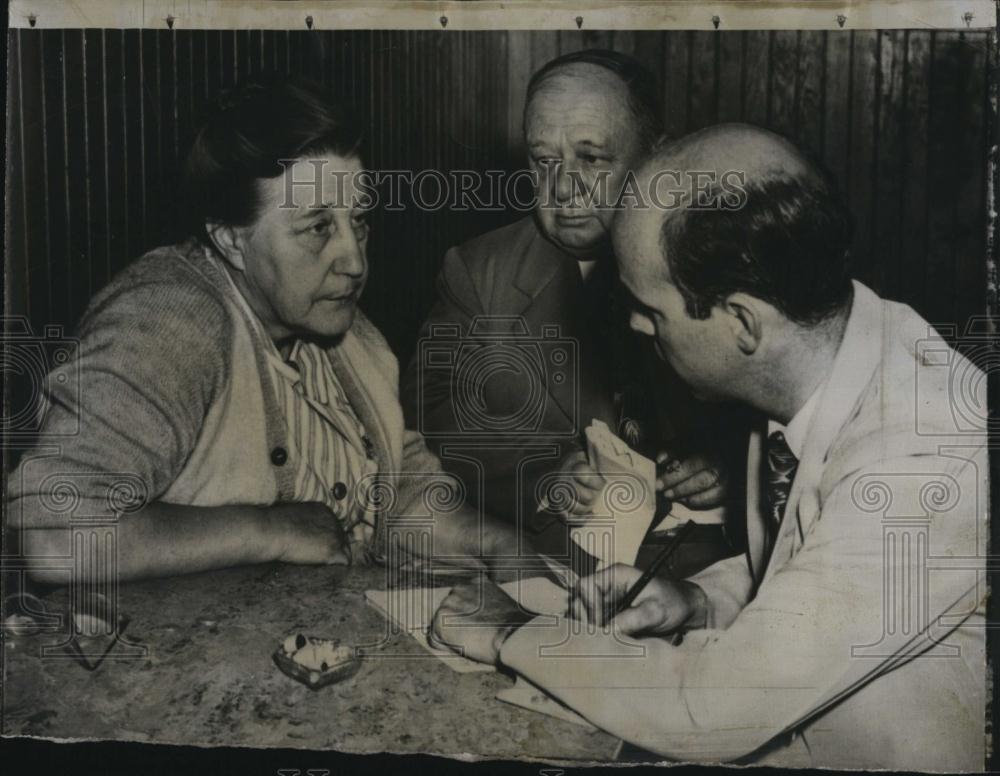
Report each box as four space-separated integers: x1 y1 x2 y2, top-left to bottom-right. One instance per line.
402 216 746 560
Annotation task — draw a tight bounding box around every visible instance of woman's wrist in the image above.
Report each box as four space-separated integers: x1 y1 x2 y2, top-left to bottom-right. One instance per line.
247 503 283 563
491 612 535 665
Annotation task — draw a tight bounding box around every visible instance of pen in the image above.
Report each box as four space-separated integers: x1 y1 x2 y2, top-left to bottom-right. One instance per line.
609 519 696 622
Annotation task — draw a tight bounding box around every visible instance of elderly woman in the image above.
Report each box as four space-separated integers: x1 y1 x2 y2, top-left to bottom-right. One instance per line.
11 78 520 582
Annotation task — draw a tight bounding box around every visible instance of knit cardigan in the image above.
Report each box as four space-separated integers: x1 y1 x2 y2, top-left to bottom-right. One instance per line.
8 241 447 560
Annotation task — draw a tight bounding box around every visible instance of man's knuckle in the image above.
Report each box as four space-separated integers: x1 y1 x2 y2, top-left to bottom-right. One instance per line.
649 600 669 620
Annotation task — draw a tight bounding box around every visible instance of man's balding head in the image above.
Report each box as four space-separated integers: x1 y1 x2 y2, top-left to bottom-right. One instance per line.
651 123 816 183
618 123 853 326
523 50 663 258
524 50 663 150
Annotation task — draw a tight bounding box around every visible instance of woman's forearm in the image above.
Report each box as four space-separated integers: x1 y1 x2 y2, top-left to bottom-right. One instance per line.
425 504 532 567
24 501 279 584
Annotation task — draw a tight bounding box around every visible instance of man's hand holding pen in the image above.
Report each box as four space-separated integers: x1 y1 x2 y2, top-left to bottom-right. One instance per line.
568 521 707 639
570 563 708 637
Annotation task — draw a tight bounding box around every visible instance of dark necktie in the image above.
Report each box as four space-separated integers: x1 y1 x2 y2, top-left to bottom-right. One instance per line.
765 430 799 535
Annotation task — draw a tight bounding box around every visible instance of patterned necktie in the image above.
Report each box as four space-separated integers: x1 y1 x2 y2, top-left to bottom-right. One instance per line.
765 430 799 535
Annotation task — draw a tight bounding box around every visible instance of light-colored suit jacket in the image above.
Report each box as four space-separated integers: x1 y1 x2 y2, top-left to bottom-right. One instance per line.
499 281 987 769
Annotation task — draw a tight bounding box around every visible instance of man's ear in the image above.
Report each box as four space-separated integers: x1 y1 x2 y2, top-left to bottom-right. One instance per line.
724 293 763 355
206 221 246 272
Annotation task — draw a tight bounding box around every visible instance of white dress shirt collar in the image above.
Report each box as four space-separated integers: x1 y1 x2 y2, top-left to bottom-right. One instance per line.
577 259 598 281
767 380 825 460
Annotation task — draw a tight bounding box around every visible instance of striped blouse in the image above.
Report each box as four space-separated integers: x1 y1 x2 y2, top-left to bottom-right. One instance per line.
264 338 379 557
216 259 378 560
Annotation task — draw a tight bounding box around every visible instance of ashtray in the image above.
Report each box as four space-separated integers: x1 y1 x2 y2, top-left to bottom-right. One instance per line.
272 633 362 690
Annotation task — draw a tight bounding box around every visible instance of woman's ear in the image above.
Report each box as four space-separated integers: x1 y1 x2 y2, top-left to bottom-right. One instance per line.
206 221 246 271
724 293 763 355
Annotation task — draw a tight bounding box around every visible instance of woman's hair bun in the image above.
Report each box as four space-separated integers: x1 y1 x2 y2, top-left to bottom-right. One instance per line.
181 75 364 247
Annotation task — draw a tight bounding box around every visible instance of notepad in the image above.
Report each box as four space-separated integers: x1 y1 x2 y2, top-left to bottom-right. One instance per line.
579 420 658 568
366 577 600 730
365 585 492 672
364 576 571 674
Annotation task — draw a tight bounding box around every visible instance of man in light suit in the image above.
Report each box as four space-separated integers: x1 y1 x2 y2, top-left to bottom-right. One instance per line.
402 50 745 569
430 125 987 769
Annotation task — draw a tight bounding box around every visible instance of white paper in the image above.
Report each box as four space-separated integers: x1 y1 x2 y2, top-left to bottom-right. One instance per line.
579 419 658 568
364 576 571 674
652 501 727 533
366 579 596 730
365 586 493 673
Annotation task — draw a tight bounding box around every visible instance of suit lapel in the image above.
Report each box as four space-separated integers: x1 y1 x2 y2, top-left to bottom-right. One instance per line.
509 223 599 432
761 282 887 581
509 219 568 314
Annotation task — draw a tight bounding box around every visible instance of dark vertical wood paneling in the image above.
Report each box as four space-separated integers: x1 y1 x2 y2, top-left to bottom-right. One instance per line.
716 32 744 124
7 31 29 320
174 31 193 161
769 31 799 137
288 29 305 75
949 32 988 327
847 31 879 290
611 31 637 59
925 31 988 327
743 30 770 126
632 31 667 127
41 29 69 318
898 31 933 314
270 29 287 74
104 30 128 289
249 29 263 76
221 30 237 88
556 29 584 54
237 29 252 81
663 31 690 137
151 30 176 246
823 31 852 190
688 32 718 129
83 29 109 295
506 31 531 158
797 31 826 156
872 30 906 301
36 30 54 316
63 31 90 302
18 31 48 320
139 30 159 248
4 28 990 357
204 30 222 102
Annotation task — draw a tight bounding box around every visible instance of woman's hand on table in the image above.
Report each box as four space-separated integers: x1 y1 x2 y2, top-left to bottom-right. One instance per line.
428 579 532 665
265 502 351 565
